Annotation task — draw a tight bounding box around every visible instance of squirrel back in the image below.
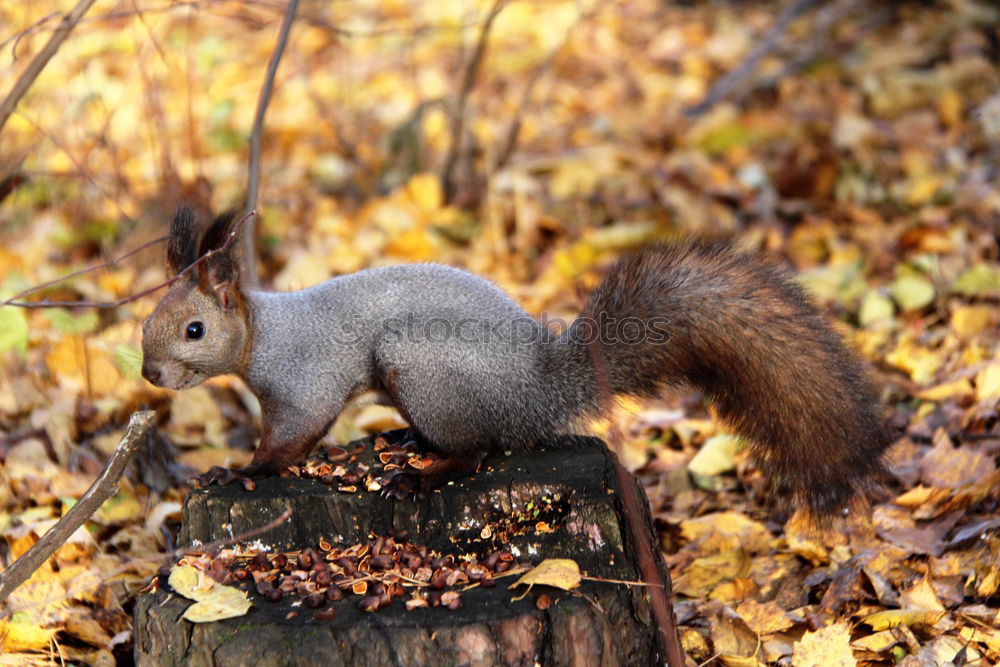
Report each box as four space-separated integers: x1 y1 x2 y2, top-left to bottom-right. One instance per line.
142 210 890 518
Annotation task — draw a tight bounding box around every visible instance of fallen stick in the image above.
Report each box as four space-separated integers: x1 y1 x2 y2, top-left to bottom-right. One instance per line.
0 410 156 604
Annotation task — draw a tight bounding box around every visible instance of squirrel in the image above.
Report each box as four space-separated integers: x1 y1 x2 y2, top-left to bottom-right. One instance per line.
141 208 891 519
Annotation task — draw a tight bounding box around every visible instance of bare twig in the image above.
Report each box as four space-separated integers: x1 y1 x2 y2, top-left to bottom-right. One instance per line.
0 0 486 55
2 211 254 309
244 0 300 286
0 235 168 306
684 0 822 118
495 4 589 172
17 96 135 225
0 0 98 134
177 509 292 557
754 0 868 93
441 0 508 205
0 411 156 604
495 53 553 172
584 312 685 666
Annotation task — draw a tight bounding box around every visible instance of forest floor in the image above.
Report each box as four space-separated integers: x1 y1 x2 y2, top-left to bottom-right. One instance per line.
0 1 998 665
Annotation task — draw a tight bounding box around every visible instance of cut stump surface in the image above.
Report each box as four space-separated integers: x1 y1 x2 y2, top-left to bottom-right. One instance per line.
134 432 670 666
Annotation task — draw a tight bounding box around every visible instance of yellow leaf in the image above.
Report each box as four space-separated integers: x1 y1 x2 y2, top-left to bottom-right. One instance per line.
97 492 143 524
385 228 437 261
168 386 225 446
62 607 112 647
893 485 949 510
0 618 59 652
976 363 1000 401
350 403 408 433
862 609 946 631
674 549 750 598
952 263 1000 296
405 172 442 215
977 566 999 597
168 565 213 602
509 558 581 599
858 290 894 327
792 623 856 667
0 306 28 355
916 379 973 402
44 335 123 395
850 630 901 653
182 585 252 623
950 305 994 338
898 576 944 612
889 275 935 311
959 625 1000 655
938 87 963 129
680 511 772 555
168 564 252 622
272 250 332 291
885 336 942 384
905 174 942 206
709 577 757 604
785 521 830 565
688 434 742 477
735 599 795 636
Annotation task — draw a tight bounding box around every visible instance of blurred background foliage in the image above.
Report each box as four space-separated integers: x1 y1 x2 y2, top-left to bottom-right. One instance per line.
1 0 1000 664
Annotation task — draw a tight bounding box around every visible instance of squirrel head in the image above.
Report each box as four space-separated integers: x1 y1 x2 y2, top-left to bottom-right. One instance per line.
141 207 250 390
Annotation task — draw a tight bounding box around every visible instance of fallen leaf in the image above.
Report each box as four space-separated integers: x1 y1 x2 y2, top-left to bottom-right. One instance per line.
509 558 580 600
898 576 944 612
182 585 252 623
952 263 1000 296
890 275 935 312
0 305 28 355
861 609 947 631
916 379 973 402
168 564 251 622
688 434 742 477
734 598 795 636
975 363 1000 401
792 622 856 667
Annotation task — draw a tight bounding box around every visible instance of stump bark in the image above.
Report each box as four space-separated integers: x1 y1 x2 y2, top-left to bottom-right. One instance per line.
134 432 672 666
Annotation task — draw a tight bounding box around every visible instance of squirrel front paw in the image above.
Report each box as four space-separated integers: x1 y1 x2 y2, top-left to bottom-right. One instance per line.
191 465 262 491
380 468 434 500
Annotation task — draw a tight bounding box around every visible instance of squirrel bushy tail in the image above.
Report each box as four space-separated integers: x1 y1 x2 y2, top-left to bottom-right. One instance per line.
555 239 891 518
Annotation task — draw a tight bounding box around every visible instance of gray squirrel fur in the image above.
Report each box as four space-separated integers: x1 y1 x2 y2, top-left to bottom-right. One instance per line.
141 208 891 518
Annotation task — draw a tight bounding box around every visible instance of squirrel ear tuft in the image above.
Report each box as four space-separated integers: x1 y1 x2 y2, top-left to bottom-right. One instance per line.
167 206 199 276
196 210 241 301
198 210 239 259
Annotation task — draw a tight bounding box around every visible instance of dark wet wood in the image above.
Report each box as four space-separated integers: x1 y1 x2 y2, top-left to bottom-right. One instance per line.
134 432 672 666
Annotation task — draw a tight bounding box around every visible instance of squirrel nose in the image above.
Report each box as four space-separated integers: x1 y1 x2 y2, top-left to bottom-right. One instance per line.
142 364 162 386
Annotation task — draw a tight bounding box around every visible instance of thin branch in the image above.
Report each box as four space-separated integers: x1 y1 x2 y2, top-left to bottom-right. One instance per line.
495 3 594 172
0 411 156 604
17 102 135 225
0 0 99 134
0 1 486 54
0 235 168 306
244 0 300 286
441 0 508 205
178 509 292 557
684 0 822 118
2 211 254 309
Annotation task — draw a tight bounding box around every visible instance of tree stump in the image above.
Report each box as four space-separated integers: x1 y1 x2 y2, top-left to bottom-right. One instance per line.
133 432 671 666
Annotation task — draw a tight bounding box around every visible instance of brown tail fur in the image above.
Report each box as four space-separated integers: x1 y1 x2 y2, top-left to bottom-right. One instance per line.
575 239 891 519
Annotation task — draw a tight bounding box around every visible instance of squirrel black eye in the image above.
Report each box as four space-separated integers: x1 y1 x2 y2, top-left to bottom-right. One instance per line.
186 322 205 340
